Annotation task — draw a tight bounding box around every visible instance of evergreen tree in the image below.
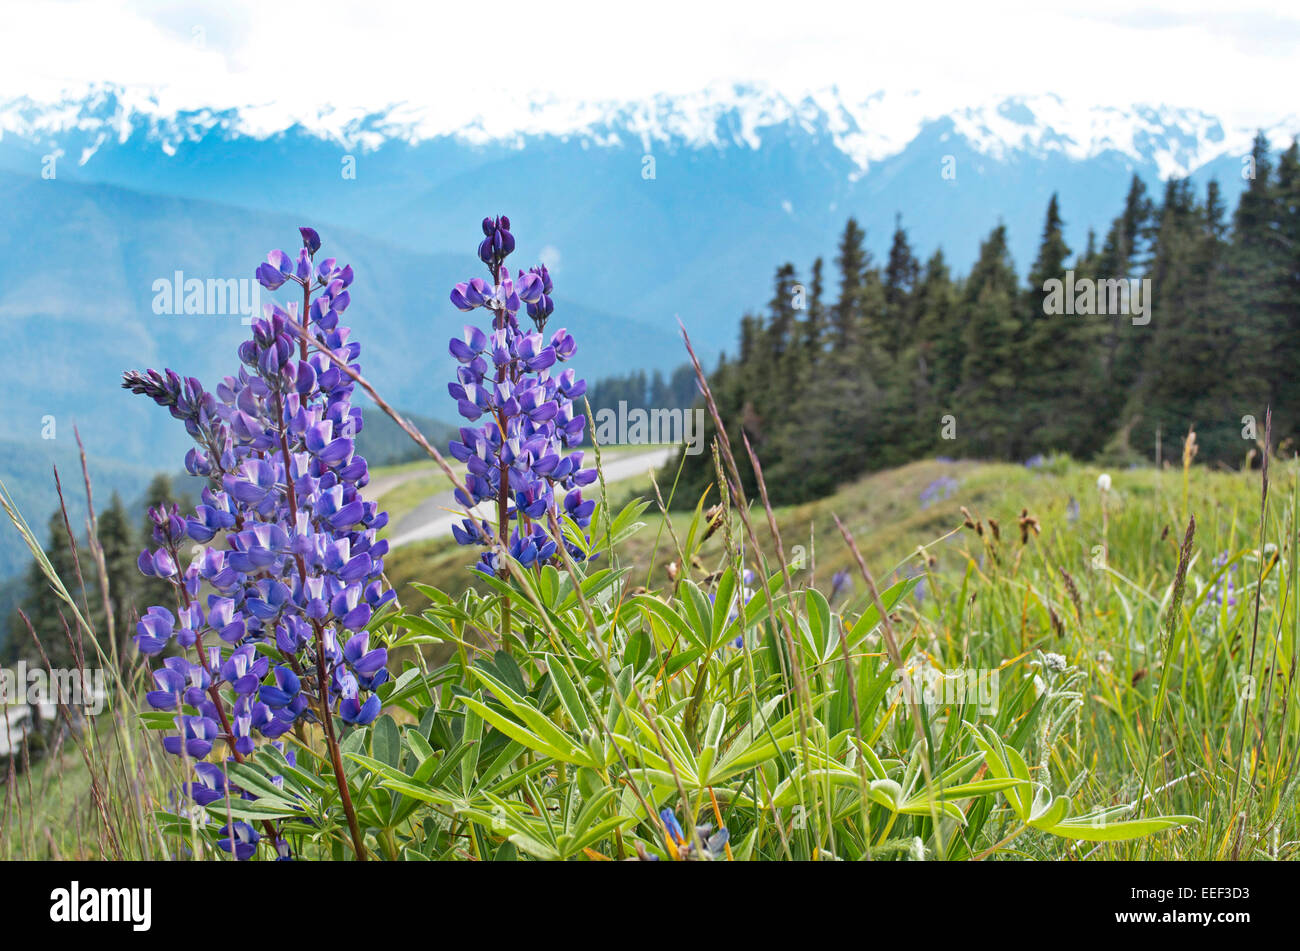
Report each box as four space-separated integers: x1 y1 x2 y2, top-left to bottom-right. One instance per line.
1095 176 1153 436
1225 134 1292 448
665 161 1299 508
956 225 1022 457
99 491 138 654
831 218 869 350
765 263 800 362
1275 139 1300 448
883 215 921 355
1125 179 1216 457
912 249 960 413
10 512 88 667
1019 194 1101 456
800 257 827 370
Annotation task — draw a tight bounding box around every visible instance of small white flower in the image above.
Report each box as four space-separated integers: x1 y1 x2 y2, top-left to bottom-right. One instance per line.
1096 473 1112 493
1044 652 1067 672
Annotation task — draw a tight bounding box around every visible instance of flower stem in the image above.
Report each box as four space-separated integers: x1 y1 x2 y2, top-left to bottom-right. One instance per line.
497 458 512 651
314 619 368 861
974 822 1027 861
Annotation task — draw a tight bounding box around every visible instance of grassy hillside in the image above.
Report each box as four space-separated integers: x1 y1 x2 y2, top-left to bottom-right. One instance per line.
385 454 1221 612
9 452 1298 860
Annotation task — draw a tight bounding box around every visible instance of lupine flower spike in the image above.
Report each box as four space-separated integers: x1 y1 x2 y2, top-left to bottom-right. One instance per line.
446 216 596 576
123 227 391 860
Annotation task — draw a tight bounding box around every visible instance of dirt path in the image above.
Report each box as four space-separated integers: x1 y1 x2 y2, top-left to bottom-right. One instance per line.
386 447 676 549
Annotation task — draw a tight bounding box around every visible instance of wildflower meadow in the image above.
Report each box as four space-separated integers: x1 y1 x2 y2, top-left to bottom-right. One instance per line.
1 5 1295 939
4 218 1295 879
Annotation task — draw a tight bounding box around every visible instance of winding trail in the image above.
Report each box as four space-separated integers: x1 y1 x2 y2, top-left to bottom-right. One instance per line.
385 446 677 549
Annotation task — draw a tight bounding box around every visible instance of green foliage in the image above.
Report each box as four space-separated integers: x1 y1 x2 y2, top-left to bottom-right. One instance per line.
14 454 1300 861
665 153 1300 506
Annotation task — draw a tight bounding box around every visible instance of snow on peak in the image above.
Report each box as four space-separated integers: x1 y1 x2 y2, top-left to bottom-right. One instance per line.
0 82 1292 178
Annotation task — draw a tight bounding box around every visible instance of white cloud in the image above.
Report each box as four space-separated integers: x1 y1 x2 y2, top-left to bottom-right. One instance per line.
538 245 561 271
0 0 1295 131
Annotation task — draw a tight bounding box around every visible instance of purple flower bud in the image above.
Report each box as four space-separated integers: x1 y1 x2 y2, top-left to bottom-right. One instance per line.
340 694 381 726
551 328 577 361
299 226 322 255
516 271 545 304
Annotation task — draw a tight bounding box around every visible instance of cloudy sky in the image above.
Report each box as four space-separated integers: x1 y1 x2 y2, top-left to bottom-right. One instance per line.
1 0 1296 129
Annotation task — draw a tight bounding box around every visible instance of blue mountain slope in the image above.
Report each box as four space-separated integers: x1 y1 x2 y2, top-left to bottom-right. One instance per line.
2 89 1275 330
0 169 684 460
0 437 171 581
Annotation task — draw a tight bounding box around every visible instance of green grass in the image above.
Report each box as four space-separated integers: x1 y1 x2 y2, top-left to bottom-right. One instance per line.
6 451 1298 860
3 701 165 860
373 453 1297 859
390 456 1111 607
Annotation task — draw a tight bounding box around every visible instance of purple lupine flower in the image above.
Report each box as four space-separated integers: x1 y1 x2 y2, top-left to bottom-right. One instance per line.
656 808 728 860
443 217 595 576
218 821 260 861
706 569 757 648
660 808 686 849
1209 552 1238 609
145 666 187 710
185 762 230 808
919 476 959 510
123 227 394 860
828 569 852 604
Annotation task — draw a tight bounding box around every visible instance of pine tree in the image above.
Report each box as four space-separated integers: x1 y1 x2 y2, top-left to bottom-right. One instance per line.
99 491 138 654
1190 179 1242 459
800 257 827 370
831 219 869 350
883 215 921 355
1124 179 1219 458
1020 194 1102 456
1228 133 1287 420
1217 134 1293 449
1093 176 1153 440
765 263 799 361
665 160 1299 507
1275 139 1300 448
11 512 89 667
912 250 960 411
957 225 1023 457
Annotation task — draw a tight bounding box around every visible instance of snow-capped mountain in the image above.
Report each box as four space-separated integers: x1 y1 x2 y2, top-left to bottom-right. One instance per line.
1 83 1290 179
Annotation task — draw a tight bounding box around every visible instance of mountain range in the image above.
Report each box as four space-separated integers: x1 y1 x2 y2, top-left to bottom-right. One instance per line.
0 82 1295 578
